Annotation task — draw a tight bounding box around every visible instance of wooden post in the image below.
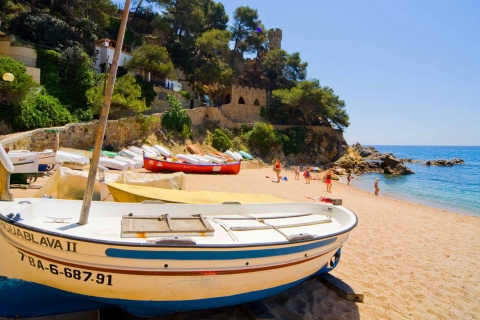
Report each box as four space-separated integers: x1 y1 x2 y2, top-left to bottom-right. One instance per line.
78 0 131 225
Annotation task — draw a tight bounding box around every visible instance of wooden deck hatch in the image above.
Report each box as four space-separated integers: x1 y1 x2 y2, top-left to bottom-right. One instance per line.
121 214 214 238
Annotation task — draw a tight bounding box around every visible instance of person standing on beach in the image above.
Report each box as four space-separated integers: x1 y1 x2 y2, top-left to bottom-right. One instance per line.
374 177 380 195
347 173 351 185
274 159 282 183
304 167 311 184
324 169 332 192
294 166 300 180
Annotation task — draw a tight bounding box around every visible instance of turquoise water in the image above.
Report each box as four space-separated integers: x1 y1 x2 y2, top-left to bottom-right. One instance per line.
349 146 480 217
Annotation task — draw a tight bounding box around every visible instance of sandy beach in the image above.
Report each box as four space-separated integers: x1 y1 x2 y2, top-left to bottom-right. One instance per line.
11 167 480 320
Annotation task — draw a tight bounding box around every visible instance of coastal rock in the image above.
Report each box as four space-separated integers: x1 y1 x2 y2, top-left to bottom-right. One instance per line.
347 143 414 175
425 158 465 166
334 147 364 170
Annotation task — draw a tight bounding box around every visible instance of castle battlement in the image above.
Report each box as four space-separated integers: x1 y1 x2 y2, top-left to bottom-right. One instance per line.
232 85 266 94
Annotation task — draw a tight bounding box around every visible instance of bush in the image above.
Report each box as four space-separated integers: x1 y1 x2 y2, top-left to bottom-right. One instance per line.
11 91 74 131
162 94 191 134
246 122 279 149
279 126 307 155
179 89 191 100
211 128 232 151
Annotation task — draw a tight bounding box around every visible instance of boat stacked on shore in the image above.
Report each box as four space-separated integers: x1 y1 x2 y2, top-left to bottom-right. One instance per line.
143 144 244 174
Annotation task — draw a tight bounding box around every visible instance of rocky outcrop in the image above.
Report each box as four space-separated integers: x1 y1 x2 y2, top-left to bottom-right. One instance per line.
248 128 348 166
425 158 465 166
338 143 414 175
381 154 414 174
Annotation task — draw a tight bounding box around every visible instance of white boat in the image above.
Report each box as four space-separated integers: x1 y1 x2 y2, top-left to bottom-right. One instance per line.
127 146 144 156
141 145 159 157
204 154 227 164
175 153 200 164
225 150 242 161
7 149 57 173
7 151 39 184
233 151 243 161
113 155 143 169
7 150 39 173
56 150 90 166
0 145 357 317
99 157 132 171
153 144 172 157
189 154 212 164
119 149 143 165
38 149 57 172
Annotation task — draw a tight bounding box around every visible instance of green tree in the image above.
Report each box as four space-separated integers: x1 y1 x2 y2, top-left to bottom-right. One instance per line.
9 13 79 51
87 73 148 117
37 47 95 121
0 56 37 106
124 44 175 79
261 49 307 91
193 29 233 104
151 0 228 71
229 6 265 66
272 79 349 129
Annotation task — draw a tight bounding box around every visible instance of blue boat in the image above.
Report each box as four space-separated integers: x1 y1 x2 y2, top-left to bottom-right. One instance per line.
238 150 254 160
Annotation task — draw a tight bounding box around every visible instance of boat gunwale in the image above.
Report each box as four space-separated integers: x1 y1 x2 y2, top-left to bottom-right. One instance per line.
0 212 357 250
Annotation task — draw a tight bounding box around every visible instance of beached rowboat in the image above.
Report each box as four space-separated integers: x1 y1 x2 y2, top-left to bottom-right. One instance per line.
143 154 241 174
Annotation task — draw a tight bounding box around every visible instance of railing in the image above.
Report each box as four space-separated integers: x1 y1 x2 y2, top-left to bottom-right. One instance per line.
0 53 36 68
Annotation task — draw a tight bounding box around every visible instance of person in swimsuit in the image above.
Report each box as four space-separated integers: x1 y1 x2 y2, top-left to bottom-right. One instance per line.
304 167 311 184
347 173 351 185
274 159 281 183
324 169 332 192
374 177 380 195
295 166 300 180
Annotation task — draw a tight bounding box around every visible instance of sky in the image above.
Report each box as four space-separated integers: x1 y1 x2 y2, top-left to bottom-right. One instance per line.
217 0 480 146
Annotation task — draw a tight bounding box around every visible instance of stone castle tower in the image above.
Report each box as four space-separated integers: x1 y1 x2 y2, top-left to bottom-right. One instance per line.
268 28 283 50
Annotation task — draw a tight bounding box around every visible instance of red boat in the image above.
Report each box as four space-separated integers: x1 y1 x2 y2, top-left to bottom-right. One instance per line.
143 154 241 174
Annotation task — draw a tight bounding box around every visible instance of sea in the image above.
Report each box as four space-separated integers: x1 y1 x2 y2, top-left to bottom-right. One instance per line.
347 145 480 217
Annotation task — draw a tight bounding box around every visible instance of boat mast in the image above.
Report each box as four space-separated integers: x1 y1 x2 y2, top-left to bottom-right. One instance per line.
79 0 131 225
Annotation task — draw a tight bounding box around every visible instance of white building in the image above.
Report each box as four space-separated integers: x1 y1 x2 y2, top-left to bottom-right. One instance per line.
94 38 132 73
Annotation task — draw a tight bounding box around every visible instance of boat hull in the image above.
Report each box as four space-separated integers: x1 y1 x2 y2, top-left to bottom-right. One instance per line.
0 200 356 317
144 155 241 174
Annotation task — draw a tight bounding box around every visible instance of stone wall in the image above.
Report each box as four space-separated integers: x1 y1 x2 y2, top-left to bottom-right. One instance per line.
0 106 259 151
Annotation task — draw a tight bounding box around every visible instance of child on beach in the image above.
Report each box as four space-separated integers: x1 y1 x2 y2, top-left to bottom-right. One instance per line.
294 166 300 180
347 173 351 185
303 167 311 184
374 177 380 195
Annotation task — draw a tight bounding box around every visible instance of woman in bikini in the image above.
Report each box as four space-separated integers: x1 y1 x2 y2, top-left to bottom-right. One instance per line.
324 169 332 192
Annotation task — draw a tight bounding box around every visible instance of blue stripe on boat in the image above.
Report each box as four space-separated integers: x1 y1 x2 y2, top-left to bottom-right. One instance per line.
0 277 111 318
105 237 337 260
0 273 314 318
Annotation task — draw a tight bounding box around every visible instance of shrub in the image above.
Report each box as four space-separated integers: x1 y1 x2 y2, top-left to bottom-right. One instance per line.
162 94 191 134
11 91 74 131
211 128 232 151
179 89 191 100
246 122 279 149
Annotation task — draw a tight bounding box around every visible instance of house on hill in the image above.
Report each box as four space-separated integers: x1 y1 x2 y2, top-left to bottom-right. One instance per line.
0 34 40 83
